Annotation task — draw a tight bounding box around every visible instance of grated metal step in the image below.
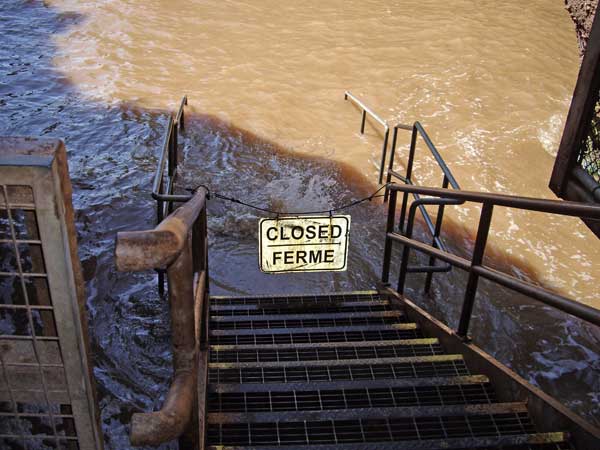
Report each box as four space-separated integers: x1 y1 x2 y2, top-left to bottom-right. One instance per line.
208 380 496 413
209 354 465 370
210 314 405 331
208 355 470 384
211 310 403 322
209 339 443 363
206 407 551 447
208 401 528 424
210 374 491 393
210 291 382 306
210 300 391 316
211 323 418 336
206 432 571 450
210 325 423 346
206 292 574 450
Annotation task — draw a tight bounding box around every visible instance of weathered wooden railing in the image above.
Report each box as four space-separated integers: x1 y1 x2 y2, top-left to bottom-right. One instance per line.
115 187 209 447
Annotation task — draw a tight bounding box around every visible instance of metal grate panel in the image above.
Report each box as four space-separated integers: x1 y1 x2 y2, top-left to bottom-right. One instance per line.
210 292 381 306
211 328 422 346
210 302 391 317
0 184 80 449
0 140 102 450
209 358 469 384
210 315 404 331
458 444 573 450
209 342 443 363
208 382 495 413
207 412 535 446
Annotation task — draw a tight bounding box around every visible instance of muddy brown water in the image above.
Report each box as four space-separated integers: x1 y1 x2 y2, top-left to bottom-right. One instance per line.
0 1 598 448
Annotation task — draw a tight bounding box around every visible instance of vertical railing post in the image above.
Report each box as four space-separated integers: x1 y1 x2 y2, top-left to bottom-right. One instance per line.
179 97 186 130
156 179 165 296
201 206 209 291
378 127 390 184
398 125 418 233
424 175 449 293
457 202 494 339
117 189 206 448
360 109 367 134
167 119 175 178
397 200 420 295
167 122 177 216
381 189 397 283
172 120 178 177
190 190 209 348
384 126 400 202
166 240 198 450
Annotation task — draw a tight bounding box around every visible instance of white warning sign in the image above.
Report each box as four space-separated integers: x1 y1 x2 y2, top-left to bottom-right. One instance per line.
259 215 351 273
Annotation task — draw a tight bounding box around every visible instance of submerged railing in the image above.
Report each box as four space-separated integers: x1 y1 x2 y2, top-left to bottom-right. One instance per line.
344 91 390 184
345 92 462 293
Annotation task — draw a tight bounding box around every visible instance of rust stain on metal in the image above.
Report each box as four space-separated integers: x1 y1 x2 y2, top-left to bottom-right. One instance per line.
115 188 208 447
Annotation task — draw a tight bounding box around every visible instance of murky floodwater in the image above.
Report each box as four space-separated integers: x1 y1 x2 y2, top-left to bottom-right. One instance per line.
0 0 598 448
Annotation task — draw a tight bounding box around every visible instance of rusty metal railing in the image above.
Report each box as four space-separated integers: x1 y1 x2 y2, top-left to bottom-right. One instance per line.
115 186 209 447
382 184 600 338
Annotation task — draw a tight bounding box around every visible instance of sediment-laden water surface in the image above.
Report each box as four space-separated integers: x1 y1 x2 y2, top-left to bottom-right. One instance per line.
0 1 598 448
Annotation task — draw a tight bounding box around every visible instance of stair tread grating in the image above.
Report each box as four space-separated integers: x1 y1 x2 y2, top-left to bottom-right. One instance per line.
207 412 537 446
206 438 573 450
209 375 491 393
208 382 496 413
205 293 575 450
209 342 444 363
210 301 391 316
209 292 381 306
210 315 405 331
209 358 470 384
211 328 423 345
210 311 403 322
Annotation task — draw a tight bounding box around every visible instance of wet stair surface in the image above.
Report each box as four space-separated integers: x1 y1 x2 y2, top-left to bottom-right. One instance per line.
205 291 573 450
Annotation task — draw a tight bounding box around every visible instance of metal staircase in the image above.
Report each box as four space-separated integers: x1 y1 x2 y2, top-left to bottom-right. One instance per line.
114 97 600 448
204 291 572 450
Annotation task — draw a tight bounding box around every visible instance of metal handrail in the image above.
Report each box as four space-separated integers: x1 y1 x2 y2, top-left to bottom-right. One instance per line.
344 93 462 292
387 121 460 190
344 91 390 183
382 184 600 337
391 121 462 291
152 96 193 207
151 97 193 294
115 187 209 446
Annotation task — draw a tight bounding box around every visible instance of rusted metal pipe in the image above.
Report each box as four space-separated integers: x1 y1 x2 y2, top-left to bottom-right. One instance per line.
168 239 196 371
115 187 208 447
130 369 196 446
115 188 207 271
130 241 197 446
